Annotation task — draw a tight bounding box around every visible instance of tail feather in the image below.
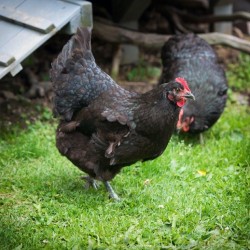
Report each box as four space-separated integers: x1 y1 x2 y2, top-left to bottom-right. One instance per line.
50 27 121 121
50 27 93 82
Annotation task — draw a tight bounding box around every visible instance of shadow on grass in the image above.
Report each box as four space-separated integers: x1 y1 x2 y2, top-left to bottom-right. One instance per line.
175 132 201 145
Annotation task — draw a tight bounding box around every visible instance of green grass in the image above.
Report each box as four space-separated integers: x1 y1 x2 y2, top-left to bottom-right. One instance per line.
1 60 250 249
0 102 249 249
227 53 250 92
126 60 161 82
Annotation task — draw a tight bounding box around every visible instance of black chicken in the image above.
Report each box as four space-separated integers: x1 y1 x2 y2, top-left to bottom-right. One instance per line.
50 28 194 200
160 34 228 134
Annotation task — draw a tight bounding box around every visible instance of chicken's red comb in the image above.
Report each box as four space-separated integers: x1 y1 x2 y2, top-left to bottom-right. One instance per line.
175 77 190 91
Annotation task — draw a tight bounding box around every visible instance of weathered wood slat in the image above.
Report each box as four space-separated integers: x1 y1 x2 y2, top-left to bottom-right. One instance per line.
0 0 93 79
10 63 22 76
0 53 15 67
0 5 55 34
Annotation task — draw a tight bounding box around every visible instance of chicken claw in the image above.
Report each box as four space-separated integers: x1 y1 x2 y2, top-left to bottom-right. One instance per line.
103 181 120 201
81 176 99 190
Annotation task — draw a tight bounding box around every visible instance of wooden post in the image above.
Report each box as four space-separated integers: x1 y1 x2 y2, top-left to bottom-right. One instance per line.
111 0 151 64
214 0 233 34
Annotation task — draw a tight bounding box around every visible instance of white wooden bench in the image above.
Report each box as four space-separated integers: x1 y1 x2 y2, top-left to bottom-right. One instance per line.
0 0 92 79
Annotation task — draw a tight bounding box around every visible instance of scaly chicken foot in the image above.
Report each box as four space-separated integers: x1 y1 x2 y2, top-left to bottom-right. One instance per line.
81 176 99 190
199 133 205 145
103 181 120 201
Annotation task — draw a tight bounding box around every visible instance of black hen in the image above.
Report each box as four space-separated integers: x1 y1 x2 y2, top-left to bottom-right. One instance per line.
50 28 194 200
160 34 228 134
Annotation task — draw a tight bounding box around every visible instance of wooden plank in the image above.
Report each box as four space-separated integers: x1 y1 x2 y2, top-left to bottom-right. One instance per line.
10 63 22 76
0 0 24 6
0 5 55 34
17 0 86 29
0 20 23 48
0 53 15 67
63 1 93 34
0 0 93 79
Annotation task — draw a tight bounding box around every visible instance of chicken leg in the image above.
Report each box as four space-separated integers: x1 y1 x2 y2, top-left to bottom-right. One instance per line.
199 133 205 145
81 176 99 190
103 181 120 201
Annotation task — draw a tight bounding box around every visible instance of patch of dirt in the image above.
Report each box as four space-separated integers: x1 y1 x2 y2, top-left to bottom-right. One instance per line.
214 45 240 67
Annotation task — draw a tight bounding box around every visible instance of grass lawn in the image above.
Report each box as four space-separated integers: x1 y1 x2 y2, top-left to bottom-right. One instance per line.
0 66 250 249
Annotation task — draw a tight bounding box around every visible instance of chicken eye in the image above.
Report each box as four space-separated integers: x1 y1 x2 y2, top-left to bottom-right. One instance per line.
176 88 181 93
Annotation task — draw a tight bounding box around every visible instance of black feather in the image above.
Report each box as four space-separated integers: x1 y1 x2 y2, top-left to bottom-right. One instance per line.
50 27 130 121
51 28 194 189
160 34 228 133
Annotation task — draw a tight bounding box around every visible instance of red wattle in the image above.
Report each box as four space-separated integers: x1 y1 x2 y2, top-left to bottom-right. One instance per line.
177 99 185 107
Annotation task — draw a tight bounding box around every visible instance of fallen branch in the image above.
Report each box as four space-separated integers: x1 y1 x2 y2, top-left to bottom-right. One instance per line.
187 11 250 23
157 6 250 24
93 19 171 49
93 19 250 54
199 33 250 53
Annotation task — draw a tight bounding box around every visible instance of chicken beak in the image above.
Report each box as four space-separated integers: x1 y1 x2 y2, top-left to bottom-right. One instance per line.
183 91 195 100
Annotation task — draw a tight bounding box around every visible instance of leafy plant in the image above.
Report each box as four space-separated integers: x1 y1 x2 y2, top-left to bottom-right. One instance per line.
126 60 161 82
227 53 250 92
